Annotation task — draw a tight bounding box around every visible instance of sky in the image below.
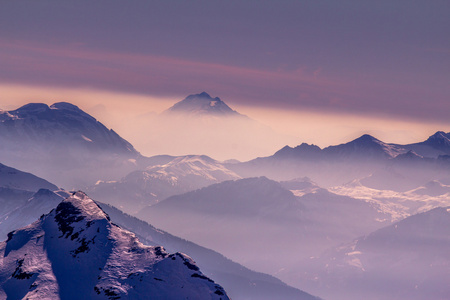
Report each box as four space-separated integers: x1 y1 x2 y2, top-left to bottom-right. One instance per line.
0 0 449 159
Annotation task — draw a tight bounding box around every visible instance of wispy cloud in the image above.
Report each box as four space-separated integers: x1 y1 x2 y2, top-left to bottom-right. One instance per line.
0 39 449 124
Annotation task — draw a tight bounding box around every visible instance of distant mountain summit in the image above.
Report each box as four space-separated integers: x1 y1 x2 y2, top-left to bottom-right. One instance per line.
88 155 241 214
420 131 450 152
322 134 406 159
0 102 141 187
0 102 138 157
165 92 242 117
274 143 322 159
401 131 450 158
0 191 229 299
272 134 406 161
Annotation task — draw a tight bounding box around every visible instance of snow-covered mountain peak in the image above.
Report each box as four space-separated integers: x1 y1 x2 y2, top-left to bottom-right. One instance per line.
57 191 111 224
1 102 143 187
0 192 229 299
349 134 386 146
424 131 450 148
1 101 137 149
50 101 82 111
13 103 49 114
428 130 450 139
145 155 241 183
165 92 241 116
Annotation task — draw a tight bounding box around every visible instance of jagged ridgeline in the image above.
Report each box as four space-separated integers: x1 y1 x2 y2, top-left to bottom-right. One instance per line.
0 192 228 299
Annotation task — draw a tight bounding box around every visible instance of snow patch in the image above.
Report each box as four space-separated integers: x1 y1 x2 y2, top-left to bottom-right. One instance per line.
81 135 93 142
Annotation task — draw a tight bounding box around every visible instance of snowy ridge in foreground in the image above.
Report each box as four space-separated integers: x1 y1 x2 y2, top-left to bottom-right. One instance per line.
0 192 228 299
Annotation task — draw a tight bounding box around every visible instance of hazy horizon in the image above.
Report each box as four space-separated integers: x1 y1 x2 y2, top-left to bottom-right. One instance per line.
0 84 448 161
1 2 449 299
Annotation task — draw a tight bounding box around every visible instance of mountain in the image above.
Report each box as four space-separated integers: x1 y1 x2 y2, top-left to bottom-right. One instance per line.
300 206 450 300
0 163 57 192
228 133 450 187
272 134 406 161
165 92 242 117
0 189 70 239
0 191 229 299
138 176 303 221
100 202 320 300
0 102 138 156
0 162 58 216
122 92 298 161
0 102 141 188
88 155 241 214
322 134 406 160
136 177 305 272
409 180 450 197
273 143 322 159
137 177 391 278
0 180 318 299
404 131 450 157
422 131 450 151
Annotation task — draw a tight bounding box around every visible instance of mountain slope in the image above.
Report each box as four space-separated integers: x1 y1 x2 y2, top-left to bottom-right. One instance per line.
125 92 298 161
302 206 450 300
0 102 138 156
0 102 141 188
88 155 241 213
138 176 303 221
137 177 390 279
322 134 406 160
272 134 406 161
229 133 450 187
0 163 57 192
0 189 70 239
0 162 58 216
0 191 228 299
0 187 318 300
404 131 450 157
165 92 242 117
101 202 320 300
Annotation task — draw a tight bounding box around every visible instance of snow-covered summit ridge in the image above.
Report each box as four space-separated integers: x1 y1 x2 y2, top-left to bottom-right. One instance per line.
60 191 110 222
423 131 450 149
145 155 241 183
0 102 139 157
0 191 229 299
166 92 241 116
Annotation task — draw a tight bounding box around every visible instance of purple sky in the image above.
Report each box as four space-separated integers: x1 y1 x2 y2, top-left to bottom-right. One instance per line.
0 1 449 131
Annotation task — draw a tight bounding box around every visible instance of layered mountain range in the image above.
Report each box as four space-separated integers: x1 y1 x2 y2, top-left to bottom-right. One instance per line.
229 132 450 189
0 163 318 300
88 155 241 213
0 96 449 299
296 206 450 300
